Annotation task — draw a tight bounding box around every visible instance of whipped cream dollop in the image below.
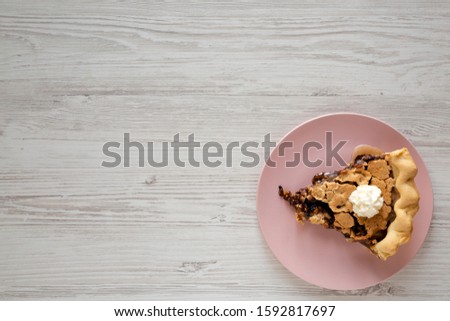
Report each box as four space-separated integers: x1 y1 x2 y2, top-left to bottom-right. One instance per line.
349 185 384 218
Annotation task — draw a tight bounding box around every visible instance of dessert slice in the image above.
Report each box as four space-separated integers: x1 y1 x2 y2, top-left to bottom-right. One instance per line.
278 146 420 260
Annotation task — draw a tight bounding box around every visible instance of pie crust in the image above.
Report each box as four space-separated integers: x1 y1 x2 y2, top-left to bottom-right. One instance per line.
372 147 420 260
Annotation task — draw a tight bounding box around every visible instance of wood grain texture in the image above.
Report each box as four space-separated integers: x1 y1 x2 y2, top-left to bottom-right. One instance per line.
1 0 450 300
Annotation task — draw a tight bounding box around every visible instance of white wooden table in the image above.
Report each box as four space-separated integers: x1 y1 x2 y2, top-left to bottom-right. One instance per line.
1 0 449 300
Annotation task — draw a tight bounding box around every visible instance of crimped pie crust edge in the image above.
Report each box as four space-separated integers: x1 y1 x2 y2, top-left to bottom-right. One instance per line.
371 148 420 260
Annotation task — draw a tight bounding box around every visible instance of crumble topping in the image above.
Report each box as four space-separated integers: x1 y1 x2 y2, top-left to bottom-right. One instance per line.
279 154 396 245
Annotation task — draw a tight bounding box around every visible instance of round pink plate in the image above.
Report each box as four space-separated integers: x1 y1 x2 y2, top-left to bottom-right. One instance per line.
256 113 433 290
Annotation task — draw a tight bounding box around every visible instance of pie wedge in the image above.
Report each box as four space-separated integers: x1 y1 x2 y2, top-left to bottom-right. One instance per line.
278 145 420 260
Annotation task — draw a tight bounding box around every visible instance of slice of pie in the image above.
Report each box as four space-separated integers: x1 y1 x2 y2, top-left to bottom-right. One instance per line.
278 145 420 260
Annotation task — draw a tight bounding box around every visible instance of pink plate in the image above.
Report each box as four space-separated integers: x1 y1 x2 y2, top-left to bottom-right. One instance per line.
256 113 433 290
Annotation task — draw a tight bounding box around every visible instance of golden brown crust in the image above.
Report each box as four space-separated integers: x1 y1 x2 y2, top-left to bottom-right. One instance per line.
370 148 420 260
351 145 384 162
